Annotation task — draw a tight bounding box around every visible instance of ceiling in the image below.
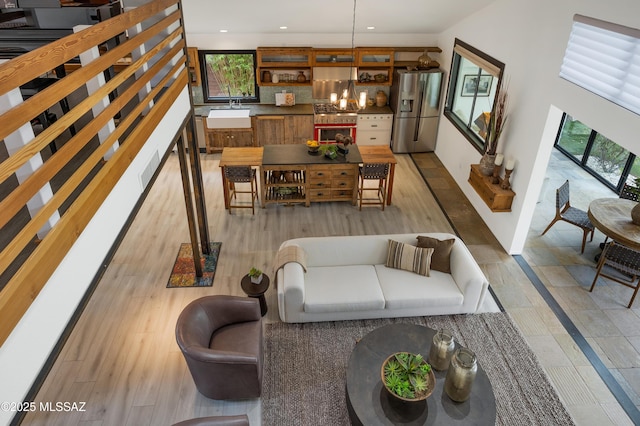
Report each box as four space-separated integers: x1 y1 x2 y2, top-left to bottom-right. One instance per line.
181 0 499 35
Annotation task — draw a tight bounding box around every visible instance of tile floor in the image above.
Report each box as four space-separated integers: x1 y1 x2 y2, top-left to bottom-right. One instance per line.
413 150 639 425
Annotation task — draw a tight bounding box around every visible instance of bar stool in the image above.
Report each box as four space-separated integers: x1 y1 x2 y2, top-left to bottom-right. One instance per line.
358 162 390 211
223 165 259 214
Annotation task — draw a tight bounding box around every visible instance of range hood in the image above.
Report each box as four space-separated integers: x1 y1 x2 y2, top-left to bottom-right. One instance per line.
312 67 357 100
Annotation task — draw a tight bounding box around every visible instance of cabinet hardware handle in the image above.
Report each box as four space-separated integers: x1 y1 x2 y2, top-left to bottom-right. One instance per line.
372 124 378 127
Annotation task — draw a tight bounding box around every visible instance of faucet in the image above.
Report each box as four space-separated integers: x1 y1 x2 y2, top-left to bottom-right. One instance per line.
227 85 242 108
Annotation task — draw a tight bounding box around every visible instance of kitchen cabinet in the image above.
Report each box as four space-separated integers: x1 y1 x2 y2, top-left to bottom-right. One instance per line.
356 48 393 86
392 46 442 69
308 164 357 202
256 47 313 86
253 115 313 145
204 121 253 153
313 48 357 66
357 114 393 146
253 116 286 145
186 47 201 86
260 145 361 207
285 115 314 145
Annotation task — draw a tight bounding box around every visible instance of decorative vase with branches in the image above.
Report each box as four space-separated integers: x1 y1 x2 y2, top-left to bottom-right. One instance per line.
479 83 508 175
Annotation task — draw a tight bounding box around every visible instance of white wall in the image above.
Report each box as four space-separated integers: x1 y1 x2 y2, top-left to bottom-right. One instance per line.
0 88 191 426
435 0 640 254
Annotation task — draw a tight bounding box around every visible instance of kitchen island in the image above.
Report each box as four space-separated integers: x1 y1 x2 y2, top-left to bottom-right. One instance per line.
219 145 397 209
261 144 363 207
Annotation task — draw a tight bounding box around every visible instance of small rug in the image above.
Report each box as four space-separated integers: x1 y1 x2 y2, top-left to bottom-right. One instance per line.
166 242 221 288
263 313 576 426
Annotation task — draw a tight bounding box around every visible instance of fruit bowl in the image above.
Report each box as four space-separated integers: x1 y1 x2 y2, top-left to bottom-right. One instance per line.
306 140 320 154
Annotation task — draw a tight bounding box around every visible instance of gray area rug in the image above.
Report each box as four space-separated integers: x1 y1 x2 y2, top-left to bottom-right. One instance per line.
263 313 575 425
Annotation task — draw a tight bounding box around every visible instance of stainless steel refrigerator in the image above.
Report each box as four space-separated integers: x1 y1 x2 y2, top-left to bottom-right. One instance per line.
389 69 443 153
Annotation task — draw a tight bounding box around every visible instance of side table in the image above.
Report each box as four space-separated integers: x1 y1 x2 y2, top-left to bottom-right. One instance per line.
240 274 270 316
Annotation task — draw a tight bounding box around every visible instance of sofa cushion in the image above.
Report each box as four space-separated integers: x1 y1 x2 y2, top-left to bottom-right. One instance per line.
375 264 464 310
416 236 455 273
303 265 385 313
386 239 434 277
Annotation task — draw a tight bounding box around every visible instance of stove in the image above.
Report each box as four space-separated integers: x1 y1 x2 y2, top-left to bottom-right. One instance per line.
313 103 358 124
313 103 358 143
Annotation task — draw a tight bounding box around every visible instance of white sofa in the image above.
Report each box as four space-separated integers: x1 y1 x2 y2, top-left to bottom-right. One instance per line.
276 233 489 323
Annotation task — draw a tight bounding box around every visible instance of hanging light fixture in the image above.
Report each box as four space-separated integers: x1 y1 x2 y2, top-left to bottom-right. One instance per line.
339 0 367 110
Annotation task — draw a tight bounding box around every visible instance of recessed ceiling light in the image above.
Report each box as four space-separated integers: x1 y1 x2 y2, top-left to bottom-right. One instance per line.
220 29 228 33
367 26 375 30
280 26 288 30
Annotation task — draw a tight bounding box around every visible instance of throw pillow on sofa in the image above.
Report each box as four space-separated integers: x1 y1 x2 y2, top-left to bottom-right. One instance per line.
416 236 455 273
386 239 434 277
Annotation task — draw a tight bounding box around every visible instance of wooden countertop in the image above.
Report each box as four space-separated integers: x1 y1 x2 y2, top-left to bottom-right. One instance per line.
219 147 263 167
358 145 397 165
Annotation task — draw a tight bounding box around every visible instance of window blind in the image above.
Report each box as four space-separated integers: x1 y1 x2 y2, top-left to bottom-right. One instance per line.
453 44 502 77
560 14 640 116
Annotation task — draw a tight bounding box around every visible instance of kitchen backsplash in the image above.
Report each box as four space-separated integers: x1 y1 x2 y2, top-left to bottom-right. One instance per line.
191 84 388 106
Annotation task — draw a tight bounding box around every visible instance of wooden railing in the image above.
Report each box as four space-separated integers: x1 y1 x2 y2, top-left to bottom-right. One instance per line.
0 0 194 346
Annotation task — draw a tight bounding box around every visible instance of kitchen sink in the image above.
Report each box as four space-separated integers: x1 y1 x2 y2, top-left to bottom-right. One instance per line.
206 109 251 129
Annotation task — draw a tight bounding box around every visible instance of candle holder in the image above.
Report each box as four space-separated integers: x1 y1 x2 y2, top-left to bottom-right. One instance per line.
500 168 513 190
491 164 501 185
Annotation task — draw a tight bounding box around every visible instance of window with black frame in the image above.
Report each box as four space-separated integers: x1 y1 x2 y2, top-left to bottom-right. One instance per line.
444 39 505 153
199 50 259 103
555 113 639 192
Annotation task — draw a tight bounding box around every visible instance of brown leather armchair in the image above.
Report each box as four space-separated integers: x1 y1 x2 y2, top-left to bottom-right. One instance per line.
176 295 263 400
172 414 250 426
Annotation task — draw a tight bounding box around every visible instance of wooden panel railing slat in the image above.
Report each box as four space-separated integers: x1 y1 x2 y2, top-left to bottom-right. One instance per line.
0 28 185 186
0 0 179 93
0 55 187 277
0 10 182 145
0 0 192 347
0 68 189 346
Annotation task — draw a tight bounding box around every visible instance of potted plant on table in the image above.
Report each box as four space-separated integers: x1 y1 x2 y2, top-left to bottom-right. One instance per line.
381 352 435 402
319 144 338 160
249 267 263 284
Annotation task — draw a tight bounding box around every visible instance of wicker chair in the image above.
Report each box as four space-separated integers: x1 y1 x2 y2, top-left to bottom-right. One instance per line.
541 180 594 253
620 183 640 202
224 166 259 214
589 241 640 308
358 163 390 210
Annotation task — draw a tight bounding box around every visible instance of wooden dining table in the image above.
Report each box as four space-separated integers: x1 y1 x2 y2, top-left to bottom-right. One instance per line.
357 145 397 205
218 147 263 209
588 198 640 250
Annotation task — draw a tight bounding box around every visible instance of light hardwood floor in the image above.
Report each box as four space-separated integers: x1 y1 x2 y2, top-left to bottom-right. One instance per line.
19 151 632 425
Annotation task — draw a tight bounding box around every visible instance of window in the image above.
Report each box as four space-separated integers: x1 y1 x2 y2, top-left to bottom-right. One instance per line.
444 39 505 153
200 50 259 103
555 113 637 191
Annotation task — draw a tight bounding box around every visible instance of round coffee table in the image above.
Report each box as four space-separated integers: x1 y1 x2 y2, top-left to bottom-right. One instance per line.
240 274 270 316
346 323 496 425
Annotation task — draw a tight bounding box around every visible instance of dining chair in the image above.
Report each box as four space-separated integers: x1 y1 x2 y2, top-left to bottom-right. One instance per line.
223 165 259 214
541 180 594 253
589 241 640 308
358 162 390 210
620 183 640 202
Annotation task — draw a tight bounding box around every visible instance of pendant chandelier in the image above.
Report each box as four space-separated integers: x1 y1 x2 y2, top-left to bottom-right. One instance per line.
338 0 367 110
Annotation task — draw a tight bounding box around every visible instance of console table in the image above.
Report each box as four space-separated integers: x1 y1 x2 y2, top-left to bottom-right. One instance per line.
260 144 363 207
